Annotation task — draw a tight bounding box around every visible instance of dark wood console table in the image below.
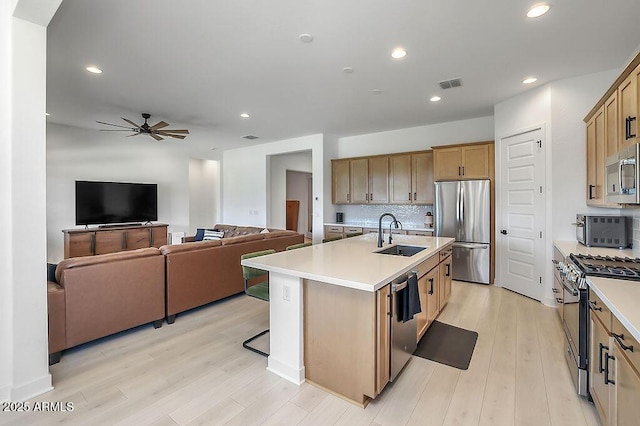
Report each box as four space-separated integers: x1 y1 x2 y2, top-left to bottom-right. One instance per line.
62 224 168 259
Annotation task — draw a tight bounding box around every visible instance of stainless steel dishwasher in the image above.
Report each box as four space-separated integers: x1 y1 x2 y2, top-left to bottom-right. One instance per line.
390 271 418 381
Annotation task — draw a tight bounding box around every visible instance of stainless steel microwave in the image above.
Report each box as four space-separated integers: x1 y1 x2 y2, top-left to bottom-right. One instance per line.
606 143 640 204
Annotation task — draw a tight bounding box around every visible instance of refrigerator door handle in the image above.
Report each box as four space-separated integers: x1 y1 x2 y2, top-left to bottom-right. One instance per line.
452 242 489 249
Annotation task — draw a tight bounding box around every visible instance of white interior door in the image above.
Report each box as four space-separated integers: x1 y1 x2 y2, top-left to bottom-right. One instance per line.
499 128 545 301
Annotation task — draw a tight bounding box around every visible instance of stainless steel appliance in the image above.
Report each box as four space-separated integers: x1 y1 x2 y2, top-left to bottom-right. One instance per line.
605 142 639 204
553 253 640 397
389 272 418 381
434 180 490 284
574 214 629 248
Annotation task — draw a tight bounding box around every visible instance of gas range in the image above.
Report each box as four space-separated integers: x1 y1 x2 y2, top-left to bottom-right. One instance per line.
569 253 640 281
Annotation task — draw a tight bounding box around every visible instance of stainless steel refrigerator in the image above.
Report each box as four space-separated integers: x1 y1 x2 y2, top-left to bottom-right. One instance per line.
434 180 490 284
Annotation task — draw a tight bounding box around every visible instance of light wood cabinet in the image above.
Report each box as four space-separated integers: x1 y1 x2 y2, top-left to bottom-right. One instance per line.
612 337 640 426
590 312 612 425
586 106 615 206
331 150 432 205
424 267 439 325
376 284 391 395
332 159 351 204
439 252 452 309
63 224 168 258
618 63 640 151
389 154 412 204
433 142 493 181
605 91 619 158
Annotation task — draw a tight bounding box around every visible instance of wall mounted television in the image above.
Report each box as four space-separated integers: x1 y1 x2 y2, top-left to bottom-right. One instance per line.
75 180 158 226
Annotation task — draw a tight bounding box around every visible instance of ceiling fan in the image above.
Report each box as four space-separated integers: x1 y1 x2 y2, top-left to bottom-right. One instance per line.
97 113 189 141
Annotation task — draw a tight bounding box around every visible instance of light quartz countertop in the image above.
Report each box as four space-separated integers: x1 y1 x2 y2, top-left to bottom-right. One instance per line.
242 233 454 292
553 240 640 343
324 222 434 232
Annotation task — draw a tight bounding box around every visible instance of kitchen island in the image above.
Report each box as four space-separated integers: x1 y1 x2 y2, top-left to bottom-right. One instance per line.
241 233 454 405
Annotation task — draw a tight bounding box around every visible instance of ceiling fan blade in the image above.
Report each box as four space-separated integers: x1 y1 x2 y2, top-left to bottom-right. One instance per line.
150 121 169 130
149 133 164 141
156 129 189 134
96 121 135 129
99 129 138 131
126 132 141 137
165 134 187 140
121 117 141 128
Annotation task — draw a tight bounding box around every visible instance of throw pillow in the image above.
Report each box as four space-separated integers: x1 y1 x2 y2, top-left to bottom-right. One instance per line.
260 228 270 234
203 230 224 241
194 228 206 242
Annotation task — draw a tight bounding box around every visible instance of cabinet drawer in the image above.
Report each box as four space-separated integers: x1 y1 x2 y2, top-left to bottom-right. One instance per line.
344 227 363 234
440 245 453 261
325 226 343 233
363 228 378 234
390 229 406 235
612 315 640 372
416 255 439 279
589 289 612 330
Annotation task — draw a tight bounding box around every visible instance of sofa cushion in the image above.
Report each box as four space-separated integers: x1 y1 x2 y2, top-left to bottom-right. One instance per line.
203 230 224 241
263 230 298 239
195 228 222 241
159 239 222 255
221 233 265 245
55 247 161 284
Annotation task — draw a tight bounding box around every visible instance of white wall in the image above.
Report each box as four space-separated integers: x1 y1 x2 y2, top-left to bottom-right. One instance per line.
2 0 63 403
47 123 194 262
270 151 312 230
222 134 327 243
494 69 620 306
188 158 220 234
338 116 495 158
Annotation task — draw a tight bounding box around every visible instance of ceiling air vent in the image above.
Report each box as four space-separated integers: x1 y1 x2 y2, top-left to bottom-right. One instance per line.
242 135 259 140
438 78 463 90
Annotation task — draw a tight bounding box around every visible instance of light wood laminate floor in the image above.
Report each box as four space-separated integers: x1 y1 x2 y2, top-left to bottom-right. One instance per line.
1 281 599 426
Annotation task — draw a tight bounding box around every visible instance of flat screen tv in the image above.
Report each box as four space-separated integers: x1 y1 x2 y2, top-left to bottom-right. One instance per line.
75 180 158 226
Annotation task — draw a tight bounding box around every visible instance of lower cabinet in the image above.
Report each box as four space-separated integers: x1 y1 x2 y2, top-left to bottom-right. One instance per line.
416 245 453 341
439 254 452 308
589 297 640 426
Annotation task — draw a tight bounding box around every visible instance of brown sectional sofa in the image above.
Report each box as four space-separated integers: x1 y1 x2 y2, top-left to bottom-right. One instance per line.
161 225 304 322
47 248 165 364
47 224 303 363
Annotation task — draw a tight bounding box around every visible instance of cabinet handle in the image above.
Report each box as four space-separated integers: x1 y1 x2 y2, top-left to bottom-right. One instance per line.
598 342 607 373
458 166 461 176
589 300 603 312
90 234 96 255
626 116 637 139
588 184 595 200
552 288 558 293
366 193 369 201
462 166 465 176
370 193 373 201
445 263 450 277
409 192 411 201
414 192 417 200
613 332 634 352
347 193 350 202
604 353 615 385
149 228 153 247
428 278 434 295
555 297 563 304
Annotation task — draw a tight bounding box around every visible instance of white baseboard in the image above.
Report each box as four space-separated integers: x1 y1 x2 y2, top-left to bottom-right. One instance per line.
267 357 305 386
10 373 52 402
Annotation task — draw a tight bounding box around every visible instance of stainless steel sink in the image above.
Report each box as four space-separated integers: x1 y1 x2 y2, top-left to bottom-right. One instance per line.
375 245 426 257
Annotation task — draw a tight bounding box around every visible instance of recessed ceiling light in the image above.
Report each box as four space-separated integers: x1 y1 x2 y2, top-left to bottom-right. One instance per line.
391 48 407 59
45 112 50 116
342 67 354 74
527 3 550 18
85 66 102 74
430 96 442 102
523 77 538 84
372 89 382 95
299 33 314 43
240 113 250 118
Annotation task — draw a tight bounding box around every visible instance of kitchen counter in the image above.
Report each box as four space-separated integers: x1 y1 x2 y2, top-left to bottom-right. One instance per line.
553 240 640 344
324 222 434 232
243 233 452 292
241 233 454 393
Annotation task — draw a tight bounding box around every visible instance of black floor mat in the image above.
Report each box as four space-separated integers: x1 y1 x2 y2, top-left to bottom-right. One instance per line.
413 320 478 370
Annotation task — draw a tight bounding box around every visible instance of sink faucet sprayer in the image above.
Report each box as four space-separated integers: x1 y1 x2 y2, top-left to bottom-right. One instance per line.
378 213 399 248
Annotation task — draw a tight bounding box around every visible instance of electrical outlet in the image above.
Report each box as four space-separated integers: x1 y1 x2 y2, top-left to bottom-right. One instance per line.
283 285 290 301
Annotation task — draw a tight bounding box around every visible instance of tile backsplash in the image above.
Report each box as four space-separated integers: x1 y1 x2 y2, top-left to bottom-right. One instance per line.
632 210 640 250
334 204 434 228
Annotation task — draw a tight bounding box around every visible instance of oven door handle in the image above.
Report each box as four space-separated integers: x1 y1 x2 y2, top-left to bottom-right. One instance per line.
560 279 579 297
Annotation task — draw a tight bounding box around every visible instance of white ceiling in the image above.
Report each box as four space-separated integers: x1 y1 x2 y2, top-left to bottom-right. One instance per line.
46 0 640 153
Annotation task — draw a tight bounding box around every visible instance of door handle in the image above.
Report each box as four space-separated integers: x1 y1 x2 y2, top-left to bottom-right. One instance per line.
627 116 637 139
589 300 603 312
445 263 450 277
428 278 434 295
588 184 595 199
604 353 615 385
613 332 634 352
500 229 507 235
598 342 607 373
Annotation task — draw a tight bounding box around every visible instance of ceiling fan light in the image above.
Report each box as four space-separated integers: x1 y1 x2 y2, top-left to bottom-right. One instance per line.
391 48 407 59
527 3 550 18
85 66 102 74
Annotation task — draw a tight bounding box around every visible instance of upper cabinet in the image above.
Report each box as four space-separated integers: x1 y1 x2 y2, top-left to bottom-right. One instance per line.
332 156 390 205
432 142 494 181
619 63 640 150
584 52 640 206
332 151 432 205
